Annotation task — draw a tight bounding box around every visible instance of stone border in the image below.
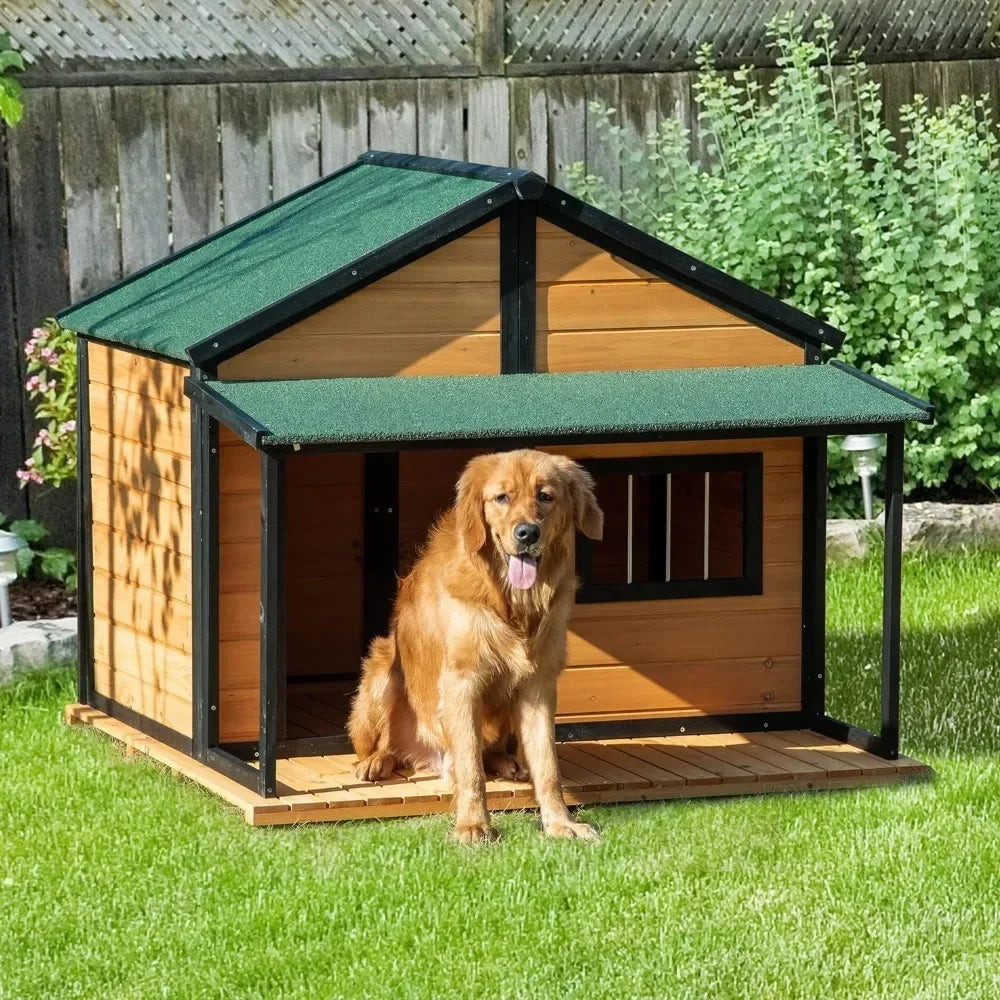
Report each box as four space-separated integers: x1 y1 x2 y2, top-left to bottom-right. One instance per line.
0 616 77 685
828 502 1000 562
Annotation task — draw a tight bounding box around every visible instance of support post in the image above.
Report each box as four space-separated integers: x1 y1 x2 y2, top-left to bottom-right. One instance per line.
801 435 827 723
191 395 219 762
363 452 399 652
75 337 94 706
500 199 536 373
259 452 285 797
880 426 904 760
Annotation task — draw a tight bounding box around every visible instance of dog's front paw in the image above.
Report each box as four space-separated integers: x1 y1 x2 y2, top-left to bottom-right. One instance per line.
354 751 396 782
543 819 600 842
453 820 500 845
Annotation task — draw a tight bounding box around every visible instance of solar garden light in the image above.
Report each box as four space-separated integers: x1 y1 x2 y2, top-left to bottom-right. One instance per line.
0 530 27 629
841 434 883 521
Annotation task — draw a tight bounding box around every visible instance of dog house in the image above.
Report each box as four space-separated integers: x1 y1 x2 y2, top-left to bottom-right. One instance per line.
62 152 933 825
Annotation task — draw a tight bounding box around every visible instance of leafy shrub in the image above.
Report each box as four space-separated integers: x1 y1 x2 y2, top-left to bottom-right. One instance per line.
0 513 76 589
0 32 24 127
568 15 1000 514
19 319 77 490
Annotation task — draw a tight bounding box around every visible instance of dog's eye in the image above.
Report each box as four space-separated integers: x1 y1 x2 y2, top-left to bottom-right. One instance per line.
537 489 554 503
494 493 509 504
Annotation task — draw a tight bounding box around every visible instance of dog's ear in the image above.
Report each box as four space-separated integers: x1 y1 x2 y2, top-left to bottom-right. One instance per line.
563 460 604 541
455 455 490 554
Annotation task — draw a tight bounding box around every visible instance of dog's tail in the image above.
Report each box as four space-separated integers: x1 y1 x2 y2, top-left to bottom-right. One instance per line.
347 633 401 760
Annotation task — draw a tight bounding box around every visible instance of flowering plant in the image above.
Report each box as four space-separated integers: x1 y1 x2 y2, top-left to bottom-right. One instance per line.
18 318 77 489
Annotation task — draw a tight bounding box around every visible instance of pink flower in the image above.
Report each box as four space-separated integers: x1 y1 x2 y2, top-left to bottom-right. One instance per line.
45 379 56 392
34 429 51 447
16 468 44 485
24 340 36 358
59 420 76 434
40 347 57 364
31 326 48 342
24 457 33 468
24 375 40 391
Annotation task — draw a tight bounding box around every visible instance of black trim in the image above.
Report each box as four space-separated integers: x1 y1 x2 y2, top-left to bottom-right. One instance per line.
801 435 827 722
556 711 804 743
206 746 265 795
880 427 904 761
74 331 189 368
58 160 365 330
499 200 537 373
91 692 193 756
363 453 400 651
76 337 94 707
186 186 517 370
575 453 764 604
191 398 220 762
184 377 267 448
829 361 935 420
222 734 354 761
537 189 845 353
816 716 894 759
259 453 285 797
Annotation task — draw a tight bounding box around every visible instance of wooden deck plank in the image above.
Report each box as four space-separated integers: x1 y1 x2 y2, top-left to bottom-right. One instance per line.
748 732 864 777
65 707 931 826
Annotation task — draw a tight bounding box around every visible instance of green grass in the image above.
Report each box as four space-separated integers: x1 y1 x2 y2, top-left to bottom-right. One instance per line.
2 550 1000 1000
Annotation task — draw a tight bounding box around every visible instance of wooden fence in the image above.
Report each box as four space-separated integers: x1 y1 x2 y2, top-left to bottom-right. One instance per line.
1 56 998 541
4 0 998 83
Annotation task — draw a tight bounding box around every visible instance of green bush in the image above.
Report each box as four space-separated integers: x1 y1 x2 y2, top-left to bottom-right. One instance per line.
568 15 1000 515
0 32 25 127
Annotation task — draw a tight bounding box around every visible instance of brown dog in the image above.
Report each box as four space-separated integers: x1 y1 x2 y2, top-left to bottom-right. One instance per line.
347 449 604 842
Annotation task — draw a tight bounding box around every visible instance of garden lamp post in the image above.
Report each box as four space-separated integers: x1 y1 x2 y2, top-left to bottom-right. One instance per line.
841 434 882 521
0 530 26 629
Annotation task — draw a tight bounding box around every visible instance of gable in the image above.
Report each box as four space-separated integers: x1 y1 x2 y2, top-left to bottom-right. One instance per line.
534 220 802 373
217 221 501 379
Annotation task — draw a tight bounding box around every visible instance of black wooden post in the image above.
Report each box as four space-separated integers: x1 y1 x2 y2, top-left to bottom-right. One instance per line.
259 452 286 797
801 435 827 723
880 426 904 760
75 337 94 706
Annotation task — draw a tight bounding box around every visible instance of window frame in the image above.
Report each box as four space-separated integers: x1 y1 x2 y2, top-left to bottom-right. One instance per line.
576 452 764 604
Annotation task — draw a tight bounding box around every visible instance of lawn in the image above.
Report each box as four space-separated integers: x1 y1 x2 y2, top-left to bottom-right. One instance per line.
2 550 1000 1000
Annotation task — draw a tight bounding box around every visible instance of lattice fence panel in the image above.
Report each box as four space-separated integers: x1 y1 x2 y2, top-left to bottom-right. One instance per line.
507 0 1000 69
1 0 478 72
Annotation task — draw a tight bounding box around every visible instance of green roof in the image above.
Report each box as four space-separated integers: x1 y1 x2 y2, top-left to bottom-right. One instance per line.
194 364 932 449
59 162 503 361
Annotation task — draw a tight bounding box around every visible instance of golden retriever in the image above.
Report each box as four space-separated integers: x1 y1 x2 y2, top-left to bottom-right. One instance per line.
347 449 604 843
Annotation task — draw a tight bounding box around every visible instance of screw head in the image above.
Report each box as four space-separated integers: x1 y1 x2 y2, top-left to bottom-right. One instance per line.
210 705 217 712
253 751 259 758
486 198 493 205
212 342 219 348
679 726 686 733
690 264 697 271
351 269 357 276
763 722 769 729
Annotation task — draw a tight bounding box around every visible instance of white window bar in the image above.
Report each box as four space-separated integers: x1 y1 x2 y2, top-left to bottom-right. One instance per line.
665 473 672 582
703 471 710 580
626 474 634 584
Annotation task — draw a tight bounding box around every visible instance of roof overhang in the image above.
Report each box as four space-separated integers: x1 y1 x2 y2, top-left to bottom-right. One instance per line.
184 363 933 454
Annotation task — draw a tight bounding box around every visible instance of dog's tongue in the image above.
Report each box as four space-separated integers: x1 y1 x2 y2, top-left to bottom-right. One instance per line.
508 554 538 590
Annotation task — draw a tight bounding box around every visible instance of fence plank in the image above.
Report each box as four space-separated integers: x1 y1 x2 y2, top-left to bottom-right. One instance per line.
940 60 974 108
912 61 943 110
62 87 121 301
418 78 465 160
116 86 170 273
509 76 547 176
6 88 74 543
971 59 1000 129
467 77 509 165
546 76 586 189
369 80 418 153
878 63 915 148
619 73 657 222
167 84 220 250
585 74 621 194
270 82 321 199
220 83 270 224
0 131 27 520
320 81 369 173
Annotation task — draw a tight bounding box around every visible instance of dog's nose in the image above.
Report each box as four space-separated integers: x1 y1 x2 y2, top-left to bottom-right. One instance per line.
513 522 540 545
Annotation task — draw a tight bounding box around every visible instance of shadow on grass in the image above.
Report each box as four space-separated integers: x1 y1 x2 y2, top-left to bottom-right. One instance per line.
827 612 1000 758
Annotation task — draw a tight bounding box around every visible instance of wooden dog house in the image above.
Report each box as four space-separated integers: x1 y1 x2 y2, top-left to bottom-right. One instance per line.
62 152 933 825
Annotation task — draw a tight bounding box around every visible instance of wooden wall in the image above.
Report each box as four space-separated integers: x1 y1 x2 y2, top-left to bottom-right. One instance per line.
535 220 803 371
216 222 501 380
87 343 194 737
546 437 803 723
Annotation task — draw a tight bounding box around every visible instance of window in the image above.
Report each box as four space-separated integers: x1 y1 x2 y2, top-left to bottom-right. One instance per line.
577 453 763 603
